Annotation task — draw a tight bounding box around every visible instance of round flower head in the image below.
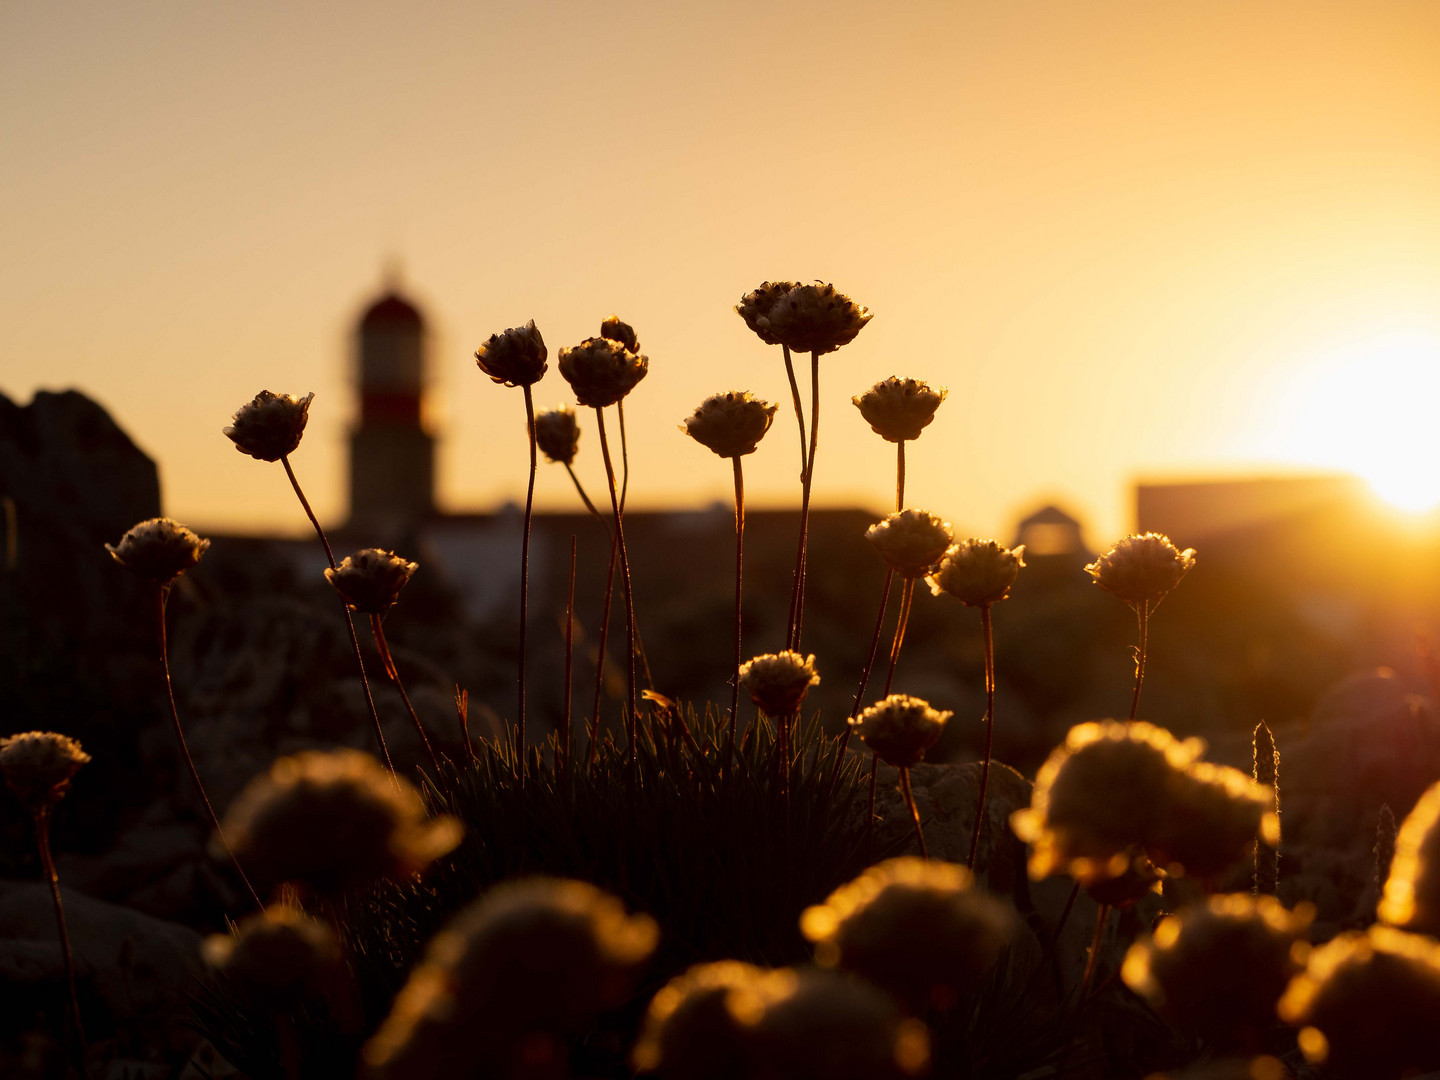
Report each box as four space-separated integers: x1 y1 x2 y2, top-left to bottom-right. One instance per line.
1085 532 1196 608
1122 893 1312 1037
849 694 952 769
222 748 462 898
323 548 418 614
203 904 343 1004
801 857 1014 1013
928 539 1026 607
106 517 210 584
1378 780 1440 937
600 314 640 353
738 651 820 716
559 336 649 408
533 405 581 466
365 877 659 1078
223 390 315 462
1151 761 1278 880
1278 925 1440 1079
632 960 772 1079
852 377 947 443
866 509 953 579
0 731 89 813
763 282 873 356
683 391 778 459
474 320 548 388
750 968 930 1080
735 280 800 346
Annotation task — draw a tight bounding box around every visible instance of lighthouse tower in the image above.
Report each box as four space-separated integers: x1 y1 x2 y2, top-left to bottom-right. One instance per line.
348 287 436 532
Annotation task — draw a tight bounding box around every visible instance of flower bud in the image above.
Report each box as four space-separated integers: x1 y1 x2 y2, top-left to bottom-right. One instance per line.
927 539 1025 607
1085 532 1196 608
324 548 418 614
739 651 820 716
106 517 210 584
533 406 581 466
763 282 872 355
474 320 548 388
683 391 778 459
735 281 800 346
849 694 951 769
600 315 641 354
0 731 89 813
559 336 648 408
223 390 314 462
852 377 946 443
632 960 771 1079
866 510 952 578
204 905 344 1004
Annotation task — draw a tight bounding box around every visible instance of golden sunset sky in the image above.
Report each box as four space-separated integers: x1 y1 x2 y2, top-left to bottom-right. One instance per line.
5 1 1440 541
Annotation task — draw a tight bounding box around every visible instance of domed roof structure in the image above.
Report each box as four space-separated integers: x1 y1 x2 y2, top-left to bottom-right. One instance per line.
360 292 423 329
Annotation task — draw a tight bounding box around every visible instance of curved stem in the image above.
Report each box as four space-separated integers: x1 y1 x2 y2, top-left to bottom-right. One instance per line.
896 439 906 511
587 533 620 769
789 351 822 649
781 344 809 481
900 767 927 858
563 535 577 777
595 408 638 768
564 462 609 526
368 615 442 777
157 586 263 910
518 386 537 753
827 570 893 803
1128 602 1150 721
881 577 917 698
967 604 996 870
1079 903 1112 1003
618 398 631 512
35 811 86 1056
729 456 745 781
281 455 393 777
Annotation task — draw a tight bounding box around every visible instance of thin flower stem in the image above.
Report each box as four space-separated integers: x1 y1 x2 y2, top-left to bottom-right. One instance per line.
618 398 631 512
518 386 538 753
897 439 906 511
728 456 745 781
900 766 927 858
781 344 810 482
967 604 996 870
882 577 917 698
35 810 86 1055
789 351 822 649
587 533 620 770
595 408 638 768
367 615 442 777
157 586 263 910
563 535 577 776
1128 602 1150 721
1079 902 1112 1003
280 455 394 777
563 463 609 524
1045 881 1082 958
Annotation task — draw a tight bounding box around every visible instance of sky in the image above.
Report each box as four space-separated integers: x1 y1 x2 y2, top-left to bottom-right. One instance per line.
4 0 1440 542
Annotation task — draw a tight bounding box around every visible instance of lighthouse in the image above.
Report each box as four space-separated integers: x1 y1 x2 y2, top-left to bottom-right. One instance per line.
348 287 436 532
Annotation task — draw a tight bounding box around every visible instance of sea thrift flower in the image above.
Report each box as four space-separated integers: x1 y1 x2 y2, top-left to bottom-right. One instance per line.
739 651 820 715
801 857 1013 1013
559 336 649 407
927 540 1026 607
849 695 951 769
474 320 548 388
632 960 772 1079
1153 761 1277 879
223 390 315 461
852 377 947 443
106 518 210 584
365 878 658 1078
223 749 461 897
0 732 89 813
533 406 581 465
1378 780 1440 937
735 280 800 346
203 905 343 1003
1122 893 1312 1037
763 282 873 355
1278 925 1440 1079
683 391 778 458
324 548 419 614
1085 532 1196 608
600 314 641 353
866 509 952 578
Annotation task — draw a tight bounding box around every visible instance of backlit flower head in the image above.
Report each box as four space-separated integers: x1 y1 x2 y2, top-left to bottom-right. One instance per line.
559 336 649 408
600 314 641 354
106 518 210 584
1278 925 1440 1078
203 904 343 1003
324 548 418 614
849 695 952 769
1085 532 1196 608
683 391 778 459
474 320 548 388
533 405 581 466
763 282 873 356
1378 780 1440 937
927 539 1026 607
866 509 952 579
735 280 800 346
1152 761 1276 880
0 731 89 813
852 377 947 443
632 960 771 1079
739 651 820 716
801 857 1014 1013
223 749 461 897
1122 893 1312 1037
223 390 315 462
365 877 658 1078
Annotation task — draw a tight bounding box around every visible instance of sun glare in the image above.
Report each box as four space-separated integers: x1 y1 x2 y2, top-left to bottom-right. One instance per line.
1267 331 1440 513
